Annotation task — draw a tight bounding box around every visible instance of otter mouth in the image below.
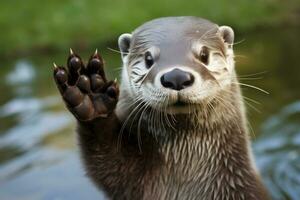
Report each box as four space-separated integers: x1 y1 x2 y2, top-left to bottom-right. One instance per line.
172 100 188 107
163 99 195 114
166 94 191 109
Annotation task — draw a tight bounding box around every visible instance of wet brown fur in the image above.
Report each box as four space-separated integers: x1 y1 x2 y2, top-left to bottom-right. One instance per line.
78 85 269 199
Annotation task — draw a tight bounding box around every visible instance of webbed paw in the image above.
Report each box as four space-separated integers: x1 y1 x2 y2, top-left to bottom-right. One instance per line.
53 49 119 121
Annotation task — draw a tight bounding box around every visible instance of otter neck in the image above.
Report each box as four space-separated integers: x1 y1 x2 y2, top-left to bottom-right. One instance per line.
139 87 260 199
151 117 258 199
136 84 257 187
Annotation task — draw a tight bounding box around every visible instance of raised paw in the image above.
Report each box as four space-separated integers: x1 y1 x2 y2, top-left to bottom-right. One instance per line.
53 49 119 121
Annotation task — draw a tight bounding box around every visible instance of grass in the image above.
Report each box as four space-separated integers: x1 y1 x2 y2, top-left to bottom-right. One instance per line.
0 0 299 56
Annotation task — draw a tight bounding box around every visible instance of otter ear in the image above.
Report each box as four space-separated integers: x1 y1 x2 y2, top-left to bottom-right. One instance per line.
219 26 234 48
118 33 132 59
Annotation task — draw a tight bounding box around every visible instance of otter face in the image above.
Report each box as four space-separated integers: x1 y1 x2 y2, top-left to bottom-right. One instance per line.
118 17 235 114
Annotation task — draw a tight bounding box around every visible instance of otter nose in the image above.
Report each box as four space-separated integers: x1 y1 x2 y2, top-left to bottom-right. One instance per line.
160 69 194 91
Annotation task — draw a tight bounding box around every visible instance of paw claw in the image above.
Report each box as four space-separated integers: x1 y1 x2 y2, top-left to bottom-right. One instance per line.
69 48 74 55
53 62 58 69
87 50 106 80
94 48 98 56
87 50 104 75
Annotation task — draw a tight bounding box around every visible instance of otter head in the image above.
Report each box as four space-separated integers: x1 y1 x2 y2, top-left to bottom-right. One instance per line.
118 17 235 114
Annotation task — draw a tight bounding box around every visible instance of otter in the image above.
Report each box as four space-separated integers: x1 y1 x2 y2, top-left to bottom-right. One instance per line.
53 16 269 200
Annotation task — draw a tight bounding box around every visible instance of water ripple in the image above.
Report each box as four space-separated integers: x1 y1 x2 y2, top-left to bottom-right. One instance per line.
254 101 300 200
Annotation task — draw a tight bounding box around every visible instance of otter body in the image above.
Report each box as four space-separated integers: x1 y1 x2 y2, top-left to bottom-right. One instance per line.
54 17 269 199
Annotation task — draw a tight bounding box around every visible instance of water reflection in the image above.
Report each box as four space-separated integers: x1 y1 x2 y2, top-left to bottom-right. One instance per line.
0 97 71 149
0 57 103 199
0 149 104 200
255 102 300 200
0 28 299 199
6 60 35 85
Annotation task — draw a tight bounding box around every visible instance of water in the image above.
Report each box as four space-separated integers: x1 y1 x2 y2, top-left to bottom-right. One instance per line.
0 28 299 200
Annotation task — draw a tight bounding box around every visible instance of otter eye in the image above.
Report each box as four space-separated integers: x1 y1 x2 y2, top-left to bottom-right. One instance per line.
144 51 154 69
198 46 209 65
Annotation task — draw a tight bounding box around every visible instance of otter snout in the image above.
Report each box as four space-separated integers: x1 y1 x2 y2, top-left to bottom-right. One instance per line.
160 69 194 91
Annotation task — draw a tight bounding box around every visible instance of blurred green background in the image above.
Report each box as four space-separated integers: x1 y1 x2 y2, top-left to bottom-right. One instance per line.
0 0 299 56
0 0 300 200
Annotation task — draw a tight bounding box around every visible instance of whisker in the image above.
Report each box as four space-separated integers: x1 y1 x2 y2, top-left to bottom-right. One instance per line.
136 102 151 153
244 100 262 113
243 96 261 105
232 39 245 46
247 121 256 139
117 98 144 151
222 89 262 106
113 66 123 72
107 47 143 56
238 71 268 78
232 82 269 94
164 95 176 130
107 47 122 54
234 54 248 58
238 77 263 81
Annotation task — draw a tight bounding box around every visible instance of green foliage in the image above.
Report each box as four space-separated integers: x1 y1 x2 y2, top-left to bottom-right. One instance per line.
0 0 297 55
